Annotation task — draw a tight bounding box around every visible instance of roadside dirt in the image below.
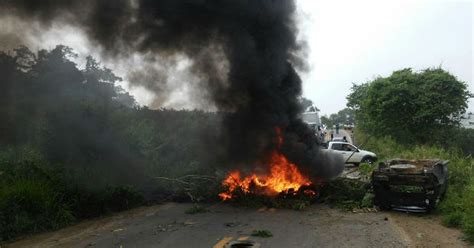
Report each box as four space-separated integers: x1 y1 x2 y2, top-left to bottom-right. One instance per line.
4 203 470 248
388 211 470 248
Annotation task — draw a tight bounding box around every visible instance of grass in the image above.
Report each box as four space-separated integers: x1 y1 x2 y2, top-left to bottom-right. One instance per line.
358 163 376 181
0 177 75 240
251 229 273 238
0 147 145 242
354 130 474 243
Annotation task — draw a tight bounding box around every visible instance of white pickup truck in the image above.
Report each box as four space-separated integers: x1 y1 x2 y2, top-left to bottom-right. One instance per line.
323 141 377 165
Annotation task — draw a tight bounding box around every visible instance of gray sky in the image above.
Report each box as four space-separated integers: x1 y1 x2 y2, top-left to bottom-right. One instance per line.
297 0 473 115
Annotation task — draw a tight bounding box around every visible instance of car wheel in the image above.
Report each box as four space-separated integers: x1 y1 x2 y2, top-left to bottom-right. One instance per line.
374 197 391 210
362 157 375 164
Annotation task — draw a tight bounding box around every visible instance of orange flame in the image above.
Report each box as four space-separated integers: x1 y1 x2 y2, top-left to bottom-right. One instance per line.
219 151 312 200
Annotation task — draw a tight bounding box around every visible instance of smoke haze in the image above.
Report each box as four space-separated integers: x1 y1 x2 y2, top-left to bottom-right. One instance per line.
0 0 343 180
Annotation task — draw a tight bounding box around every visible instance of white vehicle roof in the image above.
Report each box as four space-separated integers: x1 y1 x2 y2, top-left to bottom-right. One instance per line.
329 141 353 145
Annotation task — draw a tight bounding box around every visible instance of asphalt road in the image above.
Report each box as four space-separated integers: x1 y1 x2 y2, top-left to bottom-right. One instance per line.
326 128 354 144
7 203 409 248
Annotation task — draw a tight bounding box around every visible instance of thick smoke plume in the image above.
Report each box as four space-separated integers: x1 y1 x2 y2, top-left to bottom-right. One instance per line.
1 0 343 180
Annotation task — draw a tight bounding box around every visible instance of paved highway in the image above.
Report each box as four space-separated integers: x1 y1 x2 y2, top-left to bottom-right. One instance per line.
6 203 409 248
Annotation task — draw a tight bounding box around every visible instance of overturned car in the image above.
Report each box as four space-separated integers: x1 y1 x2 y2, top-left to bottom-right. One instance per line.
372 159 448 212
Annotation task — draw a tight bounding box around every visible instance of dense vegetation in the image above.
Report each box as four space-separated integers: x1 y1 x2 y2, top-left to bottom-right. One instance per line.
346 68 473 242
347 68 471 146
0 46 221 241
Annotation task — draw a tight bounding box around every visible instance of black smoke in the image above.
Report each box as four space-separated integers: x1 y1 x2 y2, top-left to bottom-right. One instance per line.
0 0 343 180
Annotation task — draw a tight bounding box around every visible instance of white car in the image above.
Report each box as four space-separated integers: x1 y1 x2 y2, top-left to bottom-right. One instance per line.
324 141 377 165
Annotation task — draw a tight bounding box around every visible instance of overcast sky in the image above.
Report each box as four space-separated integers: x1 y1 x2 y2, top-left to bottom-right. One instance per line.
297 0 473 115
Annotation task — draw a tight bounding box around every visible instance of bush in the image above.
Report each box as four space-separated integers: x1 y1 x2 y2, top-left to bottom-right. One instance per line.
439 183 474 242
0 147 146 241
70 185 145 218
104 186 145 212
464 206 474 243
0 148 75 241
0 178 75 241
443 211 464 228
436 128 474 156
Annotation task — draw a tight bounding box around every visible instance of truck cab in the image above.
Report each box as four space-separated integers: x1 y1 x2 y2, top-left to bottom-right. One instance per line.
301 105 324 142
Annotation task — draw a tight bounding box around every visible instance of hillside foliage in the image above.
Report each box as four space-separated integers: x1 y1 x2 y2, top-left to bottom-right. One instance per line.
0 46 222 241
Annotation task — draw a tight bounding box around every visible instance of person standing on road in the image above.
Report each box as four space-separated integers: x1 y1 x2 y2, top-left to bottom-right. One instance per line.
335 123 339 134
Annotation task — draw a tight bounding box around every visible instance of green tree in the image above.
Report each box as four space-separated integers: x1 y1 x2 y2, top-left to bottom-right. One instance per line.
334 108 355 125
321 108 355 128
320 115 334 127
347 68 471 143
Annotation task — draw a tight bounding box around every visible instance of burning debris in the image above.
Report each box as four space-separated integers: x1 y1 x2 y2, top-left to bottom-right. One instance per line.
219 151 314 200
219 128 318 200
1 0 344 195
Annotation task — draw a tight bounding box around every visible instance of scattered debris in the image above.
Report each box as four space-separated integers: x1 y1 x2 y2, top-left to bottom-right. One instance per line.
341 167 361 180
183 220 197 226
251 230 273 238
351 207 378 213
225 240 260 248
257 207 266 212
156 222 179 232
185 205 209 214
224 222 240 228
112 228 126 233
319 178 368 210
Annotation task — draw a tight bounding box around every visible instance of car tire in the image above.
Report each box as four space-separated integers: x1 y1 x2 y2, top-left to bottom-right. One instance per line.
361 156 375 164
374 197 391 210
